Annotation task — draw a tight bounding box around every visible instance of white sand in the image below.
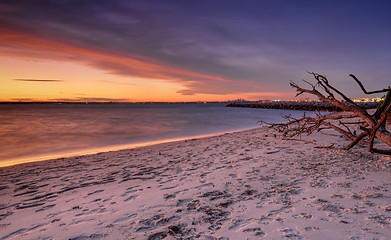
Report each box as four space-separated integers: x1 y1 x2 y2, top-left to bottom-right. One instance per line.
0 127 390 239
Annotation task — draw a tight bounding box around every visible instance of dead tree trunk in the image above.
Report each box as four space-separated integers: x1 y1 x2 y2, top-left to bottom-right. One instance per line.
262 73 391 154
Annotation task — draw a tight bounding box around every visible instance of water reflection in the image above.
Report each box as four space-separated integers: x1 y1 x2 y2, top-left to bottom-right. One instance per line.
0 103 307 165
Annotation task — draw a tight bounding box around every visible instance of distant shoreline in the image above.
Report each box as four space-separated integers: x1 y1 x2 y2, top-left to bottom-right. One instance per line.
226 101 377 112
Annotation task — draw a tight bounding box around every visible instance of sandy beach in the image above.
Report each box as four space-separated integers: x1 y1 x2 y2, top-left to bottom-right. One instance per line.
0 127 390 239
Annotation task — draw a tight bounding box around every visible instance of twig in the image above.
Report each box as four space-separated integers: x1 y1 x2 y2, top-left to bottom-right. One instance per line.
349 74 391 94
342 132 368 150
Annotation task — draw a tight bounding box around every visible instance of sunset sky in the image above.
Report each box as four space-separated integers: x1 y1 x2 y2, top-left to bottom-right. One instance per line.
1 0 390 102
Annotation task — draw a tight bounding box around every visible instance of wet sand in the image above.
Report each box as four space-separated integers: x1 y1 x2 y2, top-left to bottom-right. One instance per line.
0 127 390 239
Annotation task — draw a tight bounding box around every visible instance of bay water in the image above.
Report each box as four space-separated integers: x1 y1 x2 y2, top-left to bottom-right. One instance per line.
0 103 306 166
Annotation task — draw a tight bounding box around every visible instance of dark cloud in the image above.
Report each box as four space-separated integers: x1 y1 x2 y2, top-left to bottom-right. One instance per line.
14 79 64 82
1 0 391 97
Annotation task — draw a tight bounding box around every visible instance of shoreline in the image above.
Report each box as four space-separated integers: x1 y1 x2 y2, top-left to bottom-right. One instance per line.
1 127 390 239
0 127 256 168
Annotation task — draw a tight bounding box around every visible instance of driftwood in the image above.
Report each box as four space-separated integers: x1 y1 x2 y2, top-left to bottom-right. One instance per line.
261 73 391 154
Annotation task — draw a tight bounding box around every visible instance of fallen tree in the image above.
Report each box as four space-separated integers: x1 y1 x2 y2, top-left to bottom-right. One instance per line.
261 73 391 154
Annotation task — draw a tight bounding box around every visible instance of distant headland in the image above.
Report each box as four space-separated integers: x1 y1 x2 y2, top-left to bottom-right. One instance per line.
226 101 377 111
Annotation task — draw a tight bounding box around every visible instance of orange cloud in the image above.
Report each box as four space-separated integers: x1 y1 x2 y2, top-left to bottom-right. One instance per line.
0 27 260 95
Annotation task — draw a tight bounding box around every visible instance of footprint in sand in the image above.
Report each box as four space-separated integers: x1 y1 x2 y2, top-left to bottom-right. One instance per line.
229 173 238 179
228 218 247 230
176 198 192 207
121 189 138 197
86 189 104 196
35 204 56 212
243 227 265 237
124 194 139 202
159 179 174 184
113 213 137 223
0 223 49 240
69 218 95 226
280 228 303 239
293 213 313 219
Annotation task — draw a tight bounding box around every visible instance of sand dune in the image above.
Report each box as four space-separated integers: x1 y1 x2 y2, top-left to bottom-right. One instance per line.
0 127 390 239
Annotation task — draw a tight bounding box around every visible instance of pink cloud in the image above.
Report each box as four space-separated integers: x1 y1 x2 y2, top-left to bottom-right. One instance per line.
0 28 262 95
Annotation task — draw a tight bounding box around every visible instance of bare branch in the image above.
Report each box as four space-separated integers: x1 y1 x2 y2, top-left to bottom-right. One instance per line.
341 132 368 150
373 91 391 120
349 74 391 94
290 78 356 113
370 102 391 152
313 73 367 114
321 121 355 140
370 148 391 155
339 120 353 135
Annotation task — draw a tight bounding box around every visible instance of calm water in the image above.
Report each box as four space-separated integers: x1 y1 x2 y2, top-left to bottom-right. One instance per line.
0 103 306 166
